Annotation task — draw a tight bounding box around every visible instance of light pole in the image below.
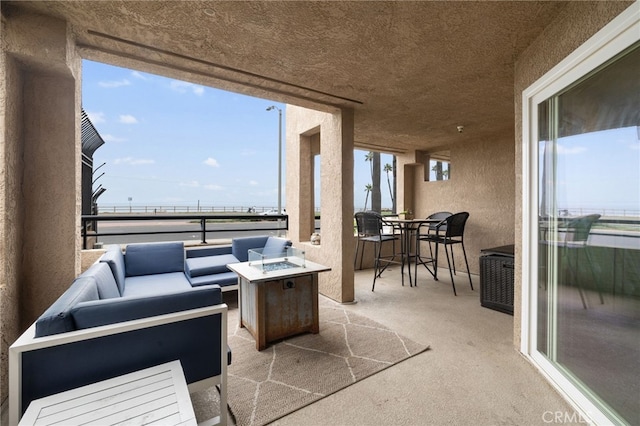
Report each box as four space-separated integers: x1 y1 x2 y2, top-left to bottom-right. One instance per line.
266 105 282 215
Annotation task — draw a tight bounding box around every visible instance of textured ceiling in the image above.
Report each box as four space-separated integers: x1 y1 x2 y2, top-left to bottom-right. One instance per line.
10 1 571 153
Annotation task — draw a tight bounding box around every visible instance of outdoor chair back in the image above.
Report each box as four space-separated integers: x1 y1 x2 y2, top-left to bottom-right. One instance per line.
426 211 452 234
355 211 384 238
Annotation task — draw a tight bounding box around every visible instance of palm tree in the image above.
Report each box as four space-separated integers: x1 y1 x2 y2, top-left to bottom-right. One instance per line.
432 162 443 180
364 184 372 210
372 153 381 212
365 151 381 212
431 161 450 181
384 163 394 207
365 152 374 191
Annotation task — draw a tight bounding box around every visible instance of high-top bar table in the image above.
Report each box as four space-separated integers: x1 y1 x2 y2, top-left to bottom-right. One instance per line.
383 217 440 286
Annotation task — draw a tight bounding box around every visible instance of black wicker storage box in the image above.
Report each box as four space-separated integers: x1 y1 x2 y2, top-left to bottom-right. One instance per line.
480 245 514 315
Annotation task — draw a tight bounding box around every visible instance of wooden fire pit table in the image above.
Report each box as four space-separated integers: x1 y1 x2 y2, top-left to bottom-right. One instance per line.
227 252 330 351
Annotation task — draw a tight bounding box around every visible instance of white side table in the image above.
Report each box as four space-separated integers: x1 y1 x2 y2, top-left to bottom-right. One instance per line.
19 360 196 425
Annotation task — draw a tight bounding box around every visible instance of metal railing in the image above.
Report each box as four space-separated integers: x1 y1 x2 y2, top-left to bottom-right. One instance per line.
555 207 639 218
96 205 325 215
97 205 275 214
81 214 289 249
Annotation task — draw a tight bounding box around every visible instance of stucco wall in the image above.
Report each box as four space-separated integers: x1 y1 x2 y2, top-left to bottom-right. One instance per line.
407 134 516 276
513 1 633 346
1 7 82 404
0 51 25 407
21 71 81 329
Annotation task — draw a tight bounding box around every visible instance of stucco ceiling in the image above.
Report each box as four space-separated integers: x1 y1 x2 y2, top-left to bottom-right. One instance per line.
11 1 571 153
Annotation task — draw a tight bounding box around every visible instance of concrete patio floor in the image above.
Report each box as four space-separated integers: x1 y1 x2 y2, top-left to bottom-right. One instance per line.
218 264 578 426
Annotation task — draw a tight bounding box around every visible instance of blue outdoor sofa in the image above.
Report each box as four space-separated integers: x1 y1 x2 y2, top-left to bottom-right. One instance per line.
185 235 292 289
9 236 290 425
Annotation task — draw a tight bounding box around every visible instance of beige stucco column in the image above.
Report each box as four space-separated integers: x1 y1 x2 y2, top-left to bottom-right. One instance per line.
394 152 420 215
1 6 81 402
286 106 355 303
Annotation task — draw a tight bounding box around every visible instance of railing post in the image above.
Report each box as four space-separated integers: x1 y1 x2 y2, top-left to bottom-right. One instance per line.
200 218 207 244
82 218 88 249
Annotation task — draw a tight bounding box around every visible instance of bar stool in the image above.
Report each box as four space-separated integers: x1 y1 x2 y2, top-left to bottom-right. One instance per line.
415 212 472 295
354 211 400 291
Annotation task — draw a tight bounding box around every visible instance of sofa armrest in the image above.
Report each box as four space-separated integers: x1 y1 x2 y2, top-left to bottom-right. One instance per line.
70 285 221 329
9 304 228 425
185 255 239 279
35 277 99 337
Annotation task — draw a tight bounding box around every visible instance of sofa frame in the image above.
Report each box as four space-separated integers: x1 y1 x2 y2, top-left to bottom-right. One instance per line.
9 304 228 426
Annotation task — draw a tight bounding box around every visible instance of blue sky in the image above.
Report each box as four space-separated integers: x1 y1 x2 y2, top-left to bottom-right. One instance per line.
539 126 640 213
83 60 394 210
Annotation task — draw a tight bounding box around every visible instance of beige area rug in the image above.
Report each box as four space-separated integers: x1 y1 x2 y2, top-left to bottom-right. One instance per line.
221 296 430 426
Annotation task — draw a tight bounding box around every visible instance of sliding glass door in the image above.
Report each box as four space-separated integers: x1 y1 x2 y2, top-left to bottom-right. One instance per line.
533 42 639 425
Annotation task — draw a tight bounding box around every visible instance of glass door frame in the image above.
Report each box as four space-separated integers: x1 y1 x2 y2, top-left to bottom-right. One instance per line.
521 4 639 425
